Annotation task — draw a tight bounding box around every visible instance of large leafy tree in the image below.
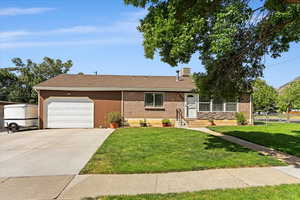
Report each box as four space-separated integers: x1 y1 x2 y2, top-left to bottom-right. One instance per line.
252 79 278 113
0 57 72 103
278 80 300 122
124 0 300 97
0 70 18 101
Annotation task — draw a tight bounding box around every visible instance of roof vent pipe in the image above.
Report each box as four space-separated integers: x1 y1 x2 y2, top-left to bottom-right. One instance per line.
176 70 180 82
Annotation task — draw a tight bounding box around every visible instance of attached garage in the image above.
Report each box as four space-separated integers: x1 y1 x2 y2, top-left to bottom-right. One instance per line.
44 97 94 128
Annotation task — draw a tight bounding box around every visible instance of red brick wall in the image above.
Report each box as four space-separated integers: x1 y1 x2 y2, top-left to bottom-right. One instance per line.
39 90 121 128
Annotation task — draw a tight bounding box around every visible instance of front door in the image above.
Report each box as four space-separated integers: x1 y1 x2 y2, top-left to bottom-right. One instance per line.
185 94 198 118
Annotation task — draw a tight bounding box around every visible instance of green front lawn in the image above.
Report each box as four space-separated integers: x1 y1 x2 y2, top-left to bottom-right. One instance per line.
84 184 300 200
80 128 283 174
210 123 300 157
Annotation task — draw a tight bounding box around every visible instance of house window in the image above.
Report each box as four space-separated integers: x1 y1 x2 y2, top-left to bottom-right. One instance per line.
144 93 164 108
199 96 211 112
198 97 237 112
226 102 237 112
212 99 224 112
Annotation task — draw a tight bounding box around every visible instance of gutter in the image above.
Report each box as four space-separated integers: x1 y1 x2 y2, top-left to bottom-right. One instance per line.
33 86 193 92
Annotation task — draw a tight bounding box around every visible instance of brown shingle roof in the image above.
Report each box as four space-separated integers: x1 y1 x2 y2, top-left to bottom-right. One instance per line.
34 74 195 92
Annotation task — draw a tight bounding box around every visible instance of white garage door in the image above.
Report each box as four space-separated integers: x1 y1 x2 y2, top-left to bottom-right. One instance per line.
45 97 94 128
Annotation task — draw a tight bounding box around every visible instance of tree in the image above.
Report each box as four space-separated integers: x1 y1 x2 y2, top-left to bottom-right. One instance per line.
0 57 72 103
252 79 278 113
124 0 300 98
278 80 300 122
0 70 18 101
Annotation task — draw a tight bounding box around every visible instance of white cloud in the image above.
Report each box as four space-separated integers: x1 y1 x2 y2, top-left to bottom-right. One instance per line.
0 21 139 41
0 10 144 48
122 9 147 21
54 26 100 34
0 7 55 16
0 31 30 40
51 21 138 34
0 37 141 49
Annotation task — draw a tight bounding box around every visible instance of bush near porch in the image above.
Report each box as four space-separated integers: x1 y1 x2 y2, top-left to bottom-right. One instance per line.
80 128 283 174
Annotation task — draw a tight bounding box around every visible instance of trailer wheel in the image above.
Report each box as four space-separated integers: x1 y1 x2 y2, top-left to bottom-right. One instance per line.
9 123 19 132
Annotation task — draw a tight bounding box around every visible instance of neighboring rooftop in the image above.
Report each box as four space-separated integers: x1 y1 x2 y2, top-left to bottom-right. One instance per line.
34 74 195 92
0 101 18 105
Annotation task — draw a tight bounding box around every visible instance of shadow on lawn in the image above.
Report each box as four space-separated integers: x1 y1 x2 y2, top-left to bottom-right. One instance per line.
219 130 300 158
203 135 252 153
291 130 300 135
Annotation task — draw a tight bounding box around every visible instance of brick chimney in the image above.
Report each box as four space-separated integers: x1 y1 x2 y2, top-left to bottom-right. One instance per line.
180 67 191 77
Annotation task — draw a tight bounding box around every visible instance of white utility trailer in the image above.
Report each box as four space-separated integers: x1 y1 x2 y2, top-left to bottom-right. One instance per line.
4 104 38 132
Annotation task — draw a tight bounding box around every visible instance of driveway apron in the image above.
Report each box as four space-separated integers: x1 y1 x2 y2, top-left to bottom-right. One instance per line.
0 129 113 177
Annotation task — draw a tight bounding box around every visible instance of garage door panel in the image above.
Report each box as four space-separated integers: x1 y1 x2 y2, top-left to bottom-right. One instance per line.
46 97 94 128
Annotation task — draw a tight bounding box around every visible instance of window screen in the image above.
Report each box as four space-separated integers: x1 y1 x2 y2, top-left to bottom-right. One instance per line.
154 93 163 107
212 99 224 111
144 93 164 107
226 102 237 112
145 93 154 107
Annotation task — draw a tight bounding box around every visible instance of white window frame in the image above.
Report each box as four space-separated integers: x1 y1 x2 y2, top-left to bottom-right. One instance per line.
198 99 239 112
198 99 211 112
144 92 164 108
225 101 239 112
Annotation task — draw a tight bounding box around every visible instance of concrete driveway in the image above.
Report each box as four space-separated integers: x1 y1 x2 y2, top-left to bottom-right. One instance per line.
0 129 113 177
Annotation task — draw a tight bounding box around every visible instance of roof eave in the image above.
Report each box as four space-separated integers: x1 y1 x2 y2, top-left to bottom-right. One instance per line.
33 86 194 92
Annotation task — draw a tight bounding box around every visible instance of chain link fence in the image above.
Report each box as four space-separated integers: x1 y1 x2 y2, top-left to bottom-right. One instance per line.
254 113 300 123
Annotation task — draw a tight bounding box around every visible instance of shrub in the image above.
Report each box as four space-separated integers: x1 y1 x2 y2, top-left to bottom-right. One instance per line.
107 112 122 124
208 117 214 123
139 119 147 127
162 119 171 125
235 112 247 125
208 117 215 125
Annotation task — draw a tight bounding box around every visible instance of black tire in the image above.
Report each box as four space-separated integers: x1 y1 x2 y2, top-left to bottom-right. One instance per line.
9 123 19 132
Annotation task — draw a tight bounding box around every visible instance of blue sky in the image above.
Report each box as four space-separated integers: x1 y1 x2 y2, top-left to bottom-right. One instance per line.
0 0 299 88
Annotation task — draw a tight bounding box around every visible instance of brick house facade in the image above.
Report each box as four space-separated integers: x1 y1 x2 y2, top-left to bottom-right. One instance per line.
34 68 253 128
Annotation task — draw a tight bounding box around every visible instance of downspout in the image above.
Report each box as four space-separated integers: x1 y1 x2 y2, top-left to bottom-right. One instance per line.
121 91 124 123
250 94 253 125
34 88 41 129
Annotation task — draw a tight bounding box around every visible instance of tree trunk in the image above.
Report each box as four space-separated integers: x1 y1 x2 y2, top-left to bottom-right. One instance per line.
287 108 290 123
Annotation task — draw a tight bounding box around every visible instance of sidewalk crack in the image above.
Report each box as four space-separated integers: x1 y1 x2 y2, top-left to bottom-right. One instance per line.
154 175 158 193
226 170 250 187
54 175 76 200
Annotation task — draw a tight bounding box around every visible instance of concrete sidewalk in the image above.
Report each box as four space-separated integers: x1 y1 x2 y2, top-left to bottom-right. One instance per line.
59 167 300 200
1 166 300 200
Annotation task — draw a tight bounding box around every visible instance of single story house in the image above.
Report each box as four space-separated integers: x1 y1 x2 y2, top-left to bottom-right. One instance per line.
33 68 253 129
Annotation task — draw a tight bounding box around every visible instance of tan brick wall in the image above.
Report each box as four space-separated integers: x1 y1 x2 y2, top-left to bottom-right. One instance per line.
126 118 176 127
188 120 237 127
123 91 185 119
